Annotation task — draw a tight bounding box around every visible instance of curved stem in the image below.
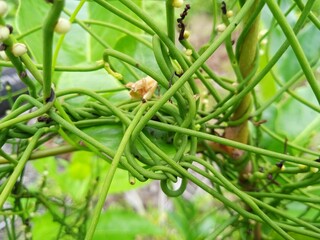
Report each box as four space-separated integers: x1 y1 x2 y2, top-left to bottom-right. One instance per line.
128 0 256 137
147 120 320 168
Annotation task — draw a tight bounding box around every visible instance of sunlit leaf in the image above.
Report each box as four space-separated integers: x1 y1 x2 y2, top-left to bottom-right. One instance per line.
87 1 142 61
93 209 163 240
56 68 129 106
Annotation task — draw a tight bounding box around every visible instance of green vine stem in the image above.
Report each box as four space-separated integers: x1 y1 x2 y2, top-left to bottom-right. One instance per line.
0 96 55 131
123 0 256 136
93 0 153 35
83 20 152 48
198 0 316 124
148 120 320 168
166 0 175 43
52 0 86 70
252 58 319 116
266 0 320 104
222 0 260 158
85 103 148 240
42 0 64 103
295 0 320 29
0 145 77 164
0 59 105 72
0 129 45 208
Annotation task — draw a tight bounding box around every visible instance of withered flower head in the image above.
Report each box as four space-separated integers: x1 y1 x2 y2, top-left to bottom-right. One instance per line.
125 76 158 101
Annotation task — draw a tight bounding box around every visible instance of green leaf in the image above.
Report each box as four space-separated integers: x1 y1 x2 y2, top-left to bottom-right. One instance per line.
68 151 92 180
101 166 150 194
269 24 320 81
93 209 163 240
111 35 160 83
16 0 49 63
56 68 129 106
32 213 61 239
31 156 65 196
17 1 147 66
81 124 124 151
87 1 142 61
258 44 277 102
78 126 151 193
275 86 318 140
259 106 284 154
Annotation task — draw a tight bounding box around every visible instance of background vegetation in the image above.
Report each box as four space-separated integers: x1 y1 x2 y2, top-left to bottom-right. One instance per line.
0 0 319 239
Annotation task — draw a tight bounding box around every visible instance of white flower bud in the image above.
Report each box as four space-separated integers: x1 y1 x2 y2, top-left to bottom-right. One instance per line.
261 38 268 45
216 24 226 32
12 43 27 57
0 1 8 17
54 18 71 34
185 49 192 56
172 0 184 8
0 50 9 61
0 25 10 41
227 10 234 18
183 30 190 39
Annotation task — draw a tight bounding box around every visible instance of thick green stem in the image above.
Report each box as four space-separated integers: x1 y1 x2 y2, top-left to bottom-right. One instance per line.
42 0 64 102
224 0 260 155
166 0 175 43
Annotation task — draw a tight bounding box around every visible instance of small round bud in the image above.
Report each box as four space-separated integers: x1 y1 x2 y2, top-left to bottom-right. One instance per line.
0 50 9 61
0 25 10 41
172 0 184 8
54 18 71 34
183 30 190 39
26 232 32 240
261 38 268 45
311 167 319 173
185 49 192 56
226 10 233 18
298 164 307 170
216 23 226 32
0 1 8 17
232 82 238 87
259 29 268 37
12 43 27 57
